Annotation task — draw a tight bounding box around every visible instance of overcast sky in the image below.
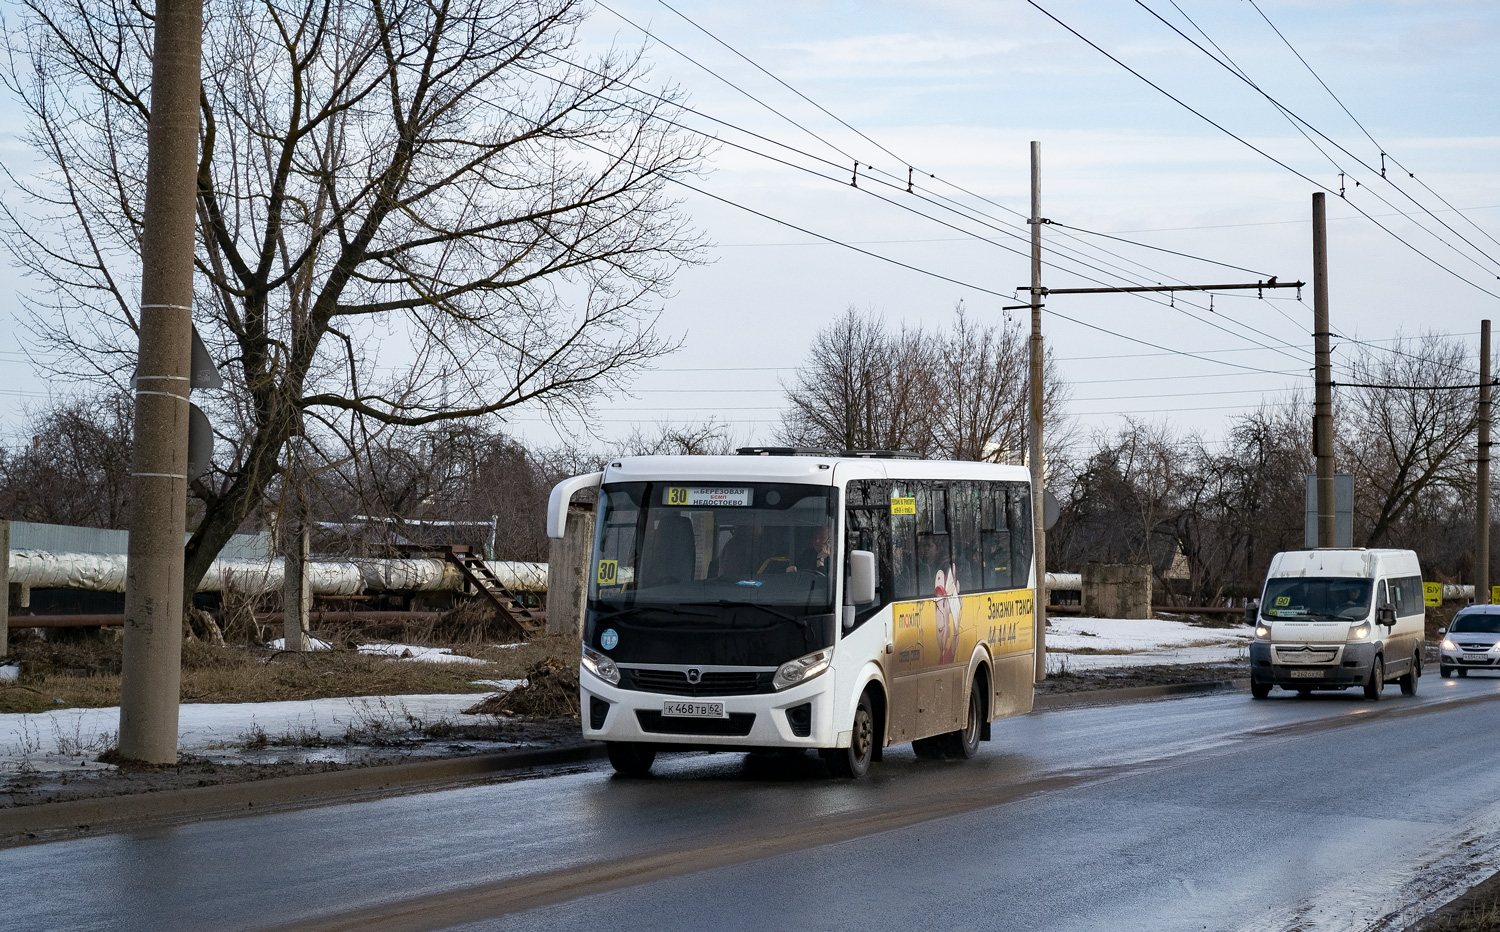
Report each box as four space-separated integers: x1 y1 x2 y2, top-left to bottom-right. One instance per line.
3 0 1498 453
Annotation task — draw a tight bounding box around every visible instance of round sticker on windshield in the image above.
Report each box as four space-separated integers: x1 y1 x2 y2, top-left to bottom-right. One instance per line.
600 628 619 650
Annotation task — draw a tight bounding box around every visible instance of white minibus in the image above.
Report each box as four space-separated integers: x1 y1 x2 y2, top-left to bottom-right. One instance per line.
547 449 1039 778
1250 549 1425 700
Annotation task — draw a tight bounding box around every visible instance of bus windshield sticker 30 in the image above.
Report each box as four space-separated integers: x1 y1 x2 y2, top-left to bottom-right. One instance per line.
890 496 916 515
892 585 1034 671
663 486 753 507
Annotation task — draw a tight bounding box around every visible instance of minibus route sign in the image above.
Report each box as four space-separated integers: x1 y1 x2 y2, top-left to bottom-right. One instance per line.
890 496 916 515
664 486 752 507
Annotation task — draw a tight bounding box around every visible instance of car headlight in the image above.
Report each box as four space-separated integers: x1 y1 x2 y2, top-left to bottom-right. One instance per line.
1349 621 1372 640
1254 623 1271 639
1441 638 1457 651
581 644 620 685
773 648 833 691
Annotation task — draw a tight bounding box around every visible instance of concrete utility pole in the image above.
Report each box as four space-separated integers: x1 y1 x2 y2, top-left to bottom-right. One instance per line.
1478 319 1492 604
118 0 204 764
1029 140 1047 683
1311 193 1336 549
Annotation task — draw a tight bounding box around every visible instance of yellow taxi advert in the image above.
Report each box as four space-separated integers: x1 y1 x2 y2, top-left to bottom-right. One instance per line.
892 587 1034 674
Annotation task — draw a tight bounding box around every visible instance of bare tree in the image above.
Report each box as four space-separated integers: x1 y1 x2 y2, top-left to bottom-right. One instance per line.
777 307 935 454
615 419 734 456
1338 332 1476 546
930 302 1069 463
3 0 707 606
0 393 135 527
779 304 1068 461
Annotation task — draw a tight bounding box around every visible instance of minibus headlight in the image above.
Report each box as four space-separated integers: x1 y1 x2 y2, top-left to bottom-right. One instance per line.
1441 638 1457 651
774 648 833 691
1254 623 1271 639
1349 621 1372 640
581 644 620 685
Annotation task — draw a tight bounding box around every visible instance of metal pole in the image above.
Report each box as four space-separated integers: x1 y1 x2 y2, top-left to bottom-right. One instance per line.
1312 193 1336 549
1478 319 1492 603
0 519 9 658
1029 141 1047 683
118 0 203 764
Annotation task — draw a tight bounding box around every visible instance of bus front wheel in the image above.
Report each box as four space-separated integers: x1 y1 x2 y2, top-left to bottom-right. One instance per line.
822 693 875 779
606 741 656 777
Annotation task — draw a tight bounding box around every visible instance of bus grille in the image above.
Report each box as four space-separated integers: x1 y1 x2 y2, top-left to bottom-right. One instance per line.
620 668 769 696
636 711 756 737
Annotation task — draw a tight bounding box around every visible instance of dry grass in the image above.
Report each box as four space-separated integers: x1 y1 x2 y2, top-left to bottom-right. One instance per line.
0 631 582 714
1416 872 1500 932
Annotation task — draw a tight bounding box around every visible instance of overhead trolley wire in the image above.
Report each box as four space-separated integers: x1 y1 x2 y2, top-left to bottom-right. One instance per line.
1022 0 1500 302
1137 0 1500 281
1245 0 1500 256
533 41 1312 364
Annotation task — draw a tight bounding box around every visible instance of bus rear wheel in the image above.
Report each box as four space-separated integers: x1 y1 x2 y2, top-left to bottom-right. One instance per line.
934 682 983 759
606 741 656 777
822 692 875 779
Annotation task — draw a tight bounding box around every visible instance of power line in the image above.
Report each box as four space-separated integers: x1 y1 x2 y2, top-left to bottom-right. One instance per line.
588 0 1312 361
1244 0 1500 257
1139 0 1500 281
1023 0 1500 302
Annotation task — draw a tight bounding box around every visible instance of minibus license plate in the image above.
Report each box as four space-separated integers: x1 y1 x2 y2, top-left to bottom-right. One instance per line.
1288 669 1324 679
663 701 727 719
1463 653 1488 662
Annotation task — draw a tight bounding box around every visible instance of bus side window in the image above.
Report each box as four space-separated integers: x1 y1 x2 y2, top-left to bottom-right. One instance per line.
980 483 1012 591
951 481 983 593
1007 481 1033 589
892 482 920 600
1407 575 1424 616
843 480 886 618
916 483 952 591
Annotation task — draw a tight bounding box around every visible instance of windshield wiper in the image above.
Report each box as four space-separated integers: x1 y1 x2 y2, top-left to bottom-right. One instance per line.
592 605 715 621
683 600 800 622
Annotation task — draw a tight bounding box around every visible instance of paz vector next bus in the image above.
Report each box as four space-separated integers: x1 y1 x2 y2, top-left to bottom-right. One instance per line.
546 448 1041 778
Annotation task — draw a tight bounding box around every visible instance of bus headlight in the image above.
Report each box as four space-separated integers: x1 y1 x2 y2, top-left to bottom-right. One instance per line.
1349 621 1372 640
581 644 620 685
1254 623 1271 639
774 648 833 691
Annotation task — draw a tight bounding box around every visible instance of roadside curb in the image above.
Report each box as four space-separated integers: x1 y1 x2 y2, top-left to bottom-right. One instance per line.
1034 677 1249 710
0 741 608 845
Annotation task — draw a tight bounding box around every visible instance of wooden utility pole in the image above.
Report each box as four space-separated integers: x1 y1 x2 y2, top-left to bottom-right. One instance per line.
1479 319 1492 603
1312 193 1336 549
1029 141 1047 683
118 0 203 764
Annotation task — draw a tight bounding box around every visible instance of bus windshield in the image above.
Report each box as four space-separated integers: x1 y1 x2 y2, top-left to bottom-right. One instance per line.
591 481 837 616
1261 577 1373 621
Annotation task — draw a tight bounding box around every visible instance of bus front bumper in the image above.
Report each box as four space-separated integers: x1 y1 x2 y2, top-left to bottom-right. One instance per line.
1250 641 1377 687
579 668 838 749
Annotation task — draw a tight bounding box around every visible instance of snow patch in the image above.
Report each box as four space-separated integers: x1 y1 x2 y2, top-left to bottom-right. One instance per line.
266 637 332 651
358 643 487 665
1046 616 1251 672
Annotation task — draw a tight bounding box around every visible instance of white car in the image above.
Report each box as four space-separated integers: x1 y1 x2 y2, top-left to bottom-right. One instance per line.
1439 605 1500 677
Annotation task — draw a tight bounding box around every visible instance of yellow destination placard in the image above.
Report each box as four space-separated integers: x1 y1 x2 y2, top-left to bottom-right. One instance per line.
1423 582 1442 607
1493 586 1500 604
892 587 1034 673
890 496 916 515
596 559 619 585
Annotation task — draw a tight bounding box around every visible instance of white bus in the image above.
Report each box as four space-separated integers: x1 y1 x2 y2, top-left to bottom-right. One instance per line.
547 448 1040 778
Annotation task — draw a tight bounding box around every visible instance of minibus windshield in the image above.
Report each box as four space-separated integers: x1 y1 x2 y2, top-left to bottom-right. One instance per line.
1261 578 1372 621
590 481 837 617
1451 613 1500 634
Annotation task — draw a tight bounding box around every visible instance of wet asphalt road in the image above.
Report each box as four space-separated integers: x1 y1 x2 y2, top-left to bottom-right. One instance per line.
11 675 1500 932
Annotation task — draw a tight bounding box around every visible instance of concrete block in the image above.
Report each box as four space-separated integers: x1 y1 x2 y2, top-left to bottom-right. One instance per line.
546 504 596 637
1082 562 1152 619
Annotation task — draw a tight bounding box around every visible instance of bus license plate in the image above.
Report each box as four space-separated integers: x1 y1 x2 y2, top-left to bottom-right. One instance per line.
1288 669 1324 679
663 701 727 719
1463 653 1488 662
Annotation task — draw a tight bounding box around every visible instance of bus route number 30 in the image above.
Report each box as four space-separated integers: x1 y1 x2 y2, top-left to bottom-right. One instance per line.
597 559 618 585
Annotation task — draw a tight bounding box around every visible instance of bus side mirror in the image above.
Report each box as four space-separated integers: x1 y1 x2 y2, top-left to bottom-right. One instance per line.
848 550 876 606
1377 605 1396 627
